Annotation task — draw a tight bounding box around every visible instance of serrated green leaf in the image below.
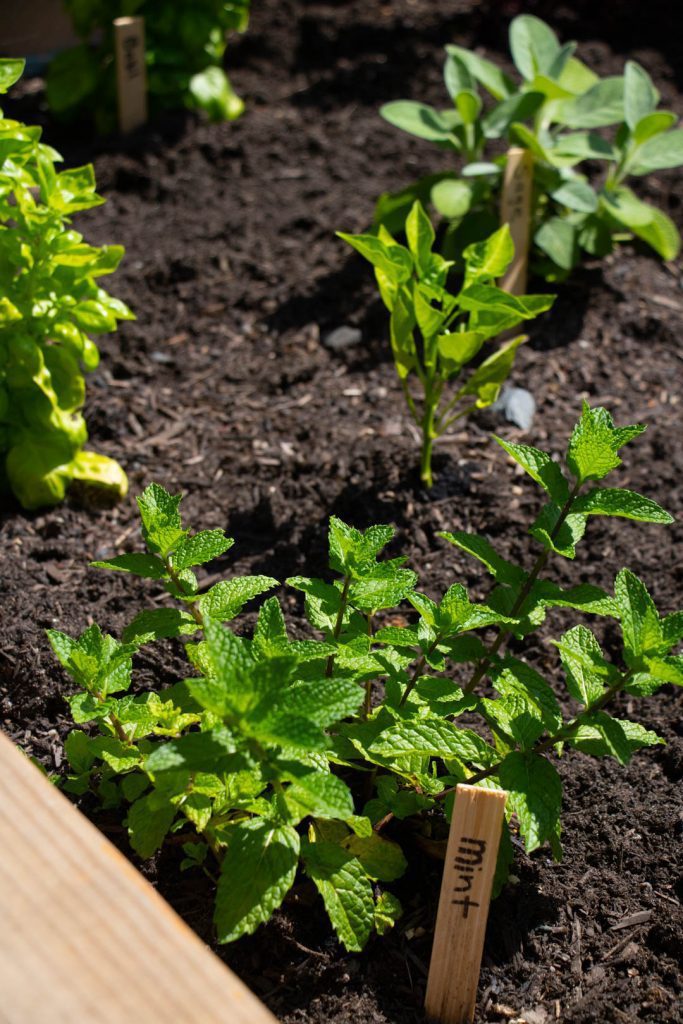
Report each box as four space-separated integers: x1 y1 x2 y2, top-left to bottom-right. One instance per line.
369 718 496 767
614 569 663 663
574 488 673 524
127 793 176 859
64 730 96 774
566 404 645 484
302 839 374 952
499 752 562 857
90 553 168 579
199 576 278 622
145 727 238 774
285 772 354 822
173 530 234 570
137 483 187 557
439 532 525 587
492 658 562 733
554 625 608 705
374 891 403 935
343 832 407 882
530 504 587 558
570 717 664 758
215 819 299 942
349 566 417 613
122 608 200 645
285 678 364 727
90 737 142 772
494 437 570 504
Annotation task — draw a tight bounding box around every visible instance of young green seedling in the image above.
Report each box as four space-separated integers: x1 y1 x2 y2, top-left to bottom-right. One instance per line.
0 59 132 508
339 200 554 485
50 407 680 952
378 15 683 278
48 0 250 131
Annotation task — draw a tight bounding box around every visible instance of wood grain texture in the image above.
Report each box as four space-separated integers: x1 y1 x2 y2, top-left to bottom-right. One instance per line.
114 16 148 133
499 147 534 295
0 730 277 1024
424 784 507 1024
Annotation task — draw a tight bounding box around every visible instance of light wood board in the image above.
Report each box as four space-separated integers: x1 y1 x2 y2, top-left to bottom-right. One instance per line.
424 784 507 1024
114 16 148 133
499 146 534 295
0 730 277 1024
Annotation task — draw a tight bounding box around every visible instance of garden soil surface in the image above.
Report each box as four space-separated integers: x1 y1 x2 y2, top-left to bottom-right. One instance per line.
2 2 682 1022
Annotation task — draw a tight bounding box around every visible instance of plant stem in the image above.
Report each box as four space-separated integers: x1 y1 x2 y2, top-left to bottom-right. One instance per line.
399 635 441 707
437 673 631 798
325 575 351 677
463 481 581 695
420 395 437 489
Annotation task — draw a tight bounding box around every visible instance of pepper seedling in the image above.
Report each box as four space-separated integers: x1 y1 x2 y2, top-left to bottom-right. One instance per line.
339 201 554 485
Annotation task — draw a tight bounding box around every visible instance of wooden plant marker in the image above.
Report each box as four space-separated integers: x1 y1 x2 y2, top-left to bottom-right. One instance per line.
424 784 507 1024
499 146 534 296
114 16 148 133
0 730 277 1024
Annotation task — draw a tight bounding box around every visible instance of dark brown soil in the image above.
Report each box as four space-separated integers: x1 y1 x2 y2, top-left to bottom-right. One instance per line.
1 2 682 1022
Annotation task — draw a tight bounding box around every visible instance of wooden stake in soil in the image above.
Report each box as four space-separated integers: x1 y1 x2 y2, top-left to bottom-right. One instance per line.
114 16 148 133
499 146 534 296
424 784 507 1024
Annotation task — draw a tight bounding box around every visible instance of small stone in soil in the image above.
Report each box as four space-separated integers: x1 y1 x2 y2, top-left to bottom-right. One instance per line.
492 386 536 430
323 325 362 351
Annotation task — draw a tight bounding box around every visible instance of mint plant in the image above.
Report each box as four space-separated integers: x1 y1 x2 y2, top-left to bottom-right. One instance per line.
339 201 554 486
378 15 683 279
48 0 250 133
50 407 680 951
0 59 132 509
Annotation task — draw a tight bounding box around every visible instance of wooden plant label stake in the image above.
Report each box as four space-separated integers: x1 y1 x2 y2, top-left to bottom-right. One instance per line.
114 16 148 133
499 146 534 295
424 784 507 1024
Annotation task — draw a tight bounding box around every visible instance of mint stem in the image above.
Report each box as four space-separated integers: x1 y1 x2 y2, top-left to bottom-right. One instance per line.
463 481 581 695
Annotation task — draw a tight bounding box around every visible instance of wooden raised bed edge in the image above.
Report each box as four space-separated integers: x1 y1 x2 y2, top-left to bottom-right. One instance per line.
0 730 276 1024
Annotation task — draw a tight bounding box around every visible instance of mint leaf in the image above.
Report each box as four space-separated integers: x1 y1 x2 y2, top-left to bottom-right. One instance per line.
122 607 200 645
438 532 525 587
614 569 663 663
215 819 300 942
285 772 354 822
573 488 673 524
301 839 375 952
343 832 407 882
571 717 664 759
374 891 403 935
499 752 562 857
566 404 645 484
91 553 168 579
127 793 176 858
137 483 187 556
199 576 278 621
145 727 238 774
173 530 234 570
494 437 570 504
553 626 609 705
530 504 587 558
285 678 363 727
369 719 497 767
